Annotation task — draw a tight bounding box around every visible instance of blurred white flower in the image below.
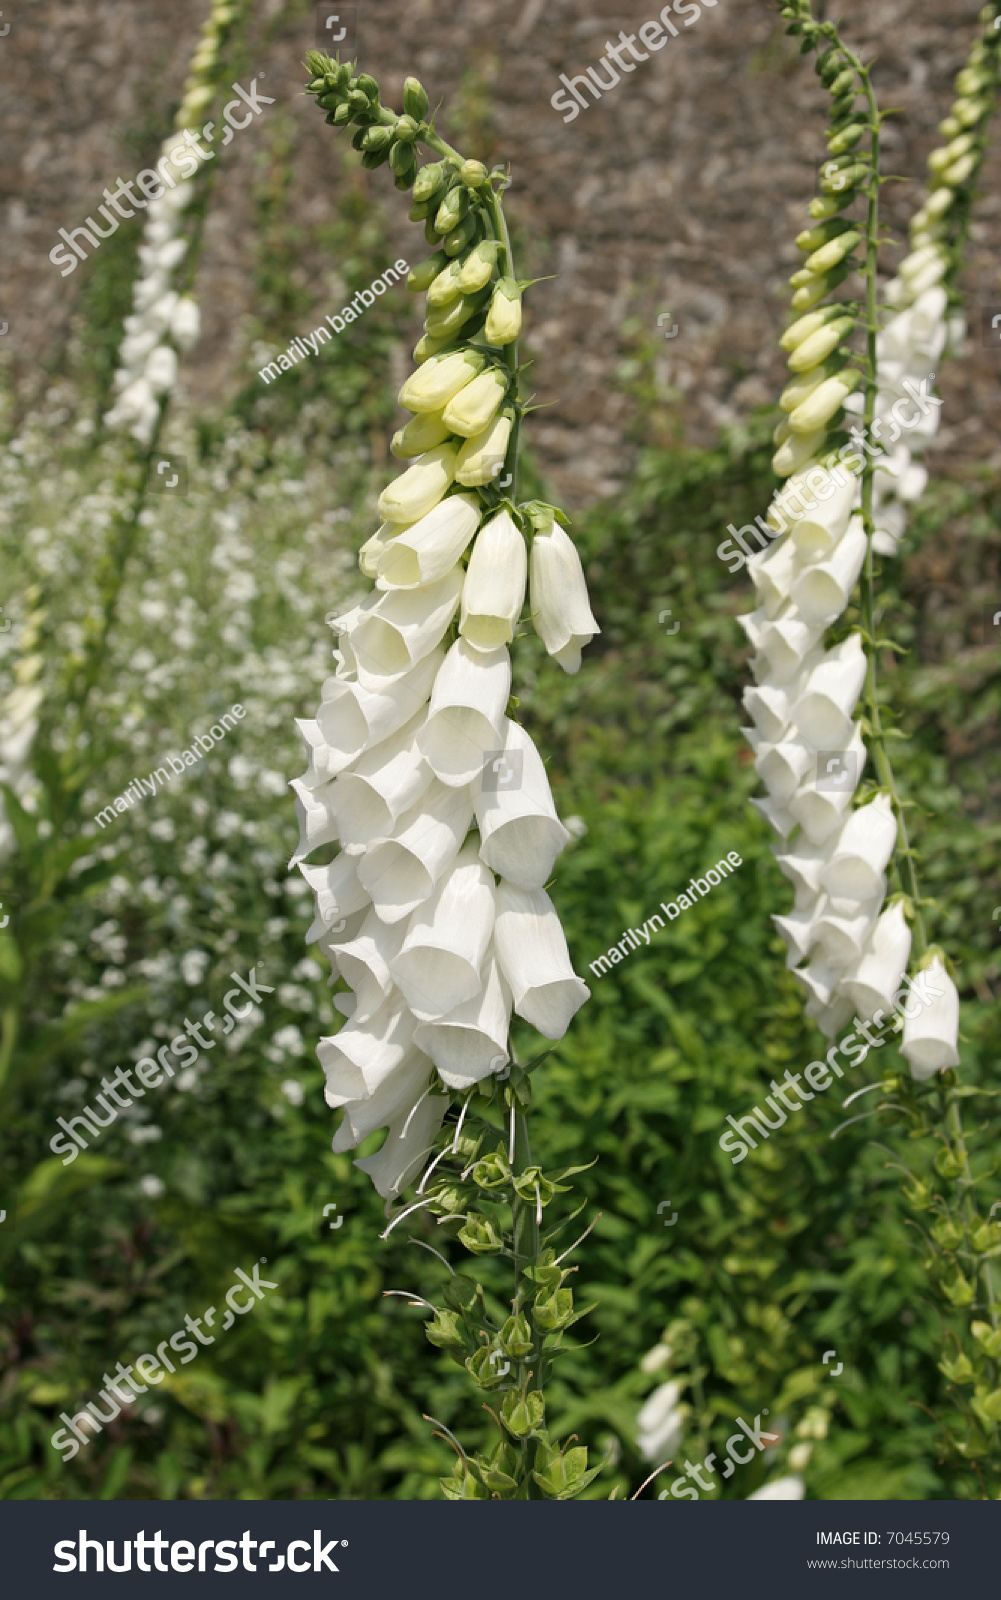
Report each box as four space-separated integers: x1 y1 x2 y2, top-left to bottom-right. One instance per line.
139 1175 166 1198
280 1078 305 1106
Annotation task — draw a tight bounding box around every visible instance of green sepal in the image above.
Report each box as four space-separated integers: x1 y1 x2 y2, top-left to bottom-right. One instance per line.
443 1274 480 1314
498 1312 534 1360
457 1214 505 1254
534 1286 574 1331
425 1307 473 1354
501 1388 545 1438
440 1460 490 1500
465 1344 510 1390
471 1149 512 1191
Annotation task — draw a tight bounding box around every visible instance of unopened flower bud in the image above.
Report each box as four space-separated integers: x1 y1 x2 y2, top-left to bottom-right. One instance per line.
435 184 470 235
395 114 418 142
408 250 449 292
458 240 499 293
460 159 488 188
413 161 447 203
443 213 480 257
485 278 522 346
403 76 429 121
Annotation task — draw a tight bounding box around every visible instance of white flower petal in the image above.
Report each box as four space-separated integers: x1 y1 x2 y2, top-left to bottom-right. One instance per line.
791 633 867 749
839 900 912 1021
820 793 896 902
357 778 474 923
901 957 960 1078
460 509 528 650
475 720 570 889
413 955 512 1088
494 883 589 1038
355 1092 449 1200
418 639 511 787
376 495 480 589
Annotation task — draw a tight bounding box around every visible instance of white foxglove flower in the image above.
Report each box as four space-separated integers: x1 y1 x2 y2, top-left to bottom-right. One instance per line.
760 617 825 686
350 569 463 685
392 411 452 459
455 414 512 487
320 993 418 1108
841 900 912 1022
332 1051 433 1151
398 349 485 413
813 895 881 966
413 956 512 1088
376 495 480 589
354 1092 450 1200
441 368 507 436
790 516 867 625
358 779 474 923
901 956 960 1078
289 777 339 862
417 639 511 787
792 950 851 1011
376 442 459 524
529 520 600 675
316 650 444 768
329 910 407 1024
145 345 178 394
820 793 897 901
330 711 433 851
743 683 795 744
754 735 813 806
787 721 866 845
774 834 836 900
773 892 826 968
474 719 571 889
171 295 200 350
636 1381 686 1464
791 633 867 749
390 849 496 1019
494 883 589 1037
460 510 527 649
748 536 799 615
750 794 796 838
298 852 370 926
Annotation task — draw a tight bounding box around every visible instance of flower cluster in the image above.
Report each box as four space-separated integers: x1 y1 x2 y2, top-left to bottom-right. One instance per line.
739 19 960 1074
295 59 598 1201
102 0 241 442
853 10 1000 557
0 590 45 862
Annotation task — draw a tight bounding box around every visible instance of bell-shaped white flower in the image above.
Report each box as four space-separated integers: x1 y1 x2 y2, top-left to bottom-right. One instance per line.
750 794 796 838
330 711 433 852
760 616 825 686
120 327 159 368
455 414 512 487
295 718 341 790
748 536 799 617
413 955 512 1089
791 633 867 749
840 900 912 1022
377 442 459 525
319 993 418 1108
298 852 370 926
900 956 960 1078
316 650 443 770
310 904 368 965
328 909 407 1025
774 834 836 900
790 516 867 625
441 368 508 437
820 793 896 901
475 719 571 889
354 1091 449 1201
494 883 589 1038
813 894 881 966
398 348 485 414
332 1050 434 1151
779 468 857 561
350 568 463 686
805 989 856 1039
171 295 200 350
289 776 339 863
792 949 851 1010
529 521 600 674
359 524 397 579
742 683 794 745
376 494 480 589
417 638 511 788
787 721 866 844
636 1381 686 1464
460 510 527 650
390 848 496 1019
754 733 813 806
358 778 474 924
773 890 826 968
